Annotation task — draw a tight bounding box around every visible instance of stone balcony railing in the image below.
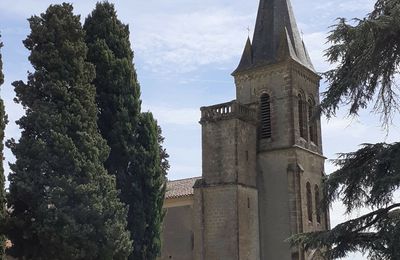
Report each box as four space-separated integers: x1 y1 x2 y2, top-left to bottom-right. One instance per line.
200 100 257 123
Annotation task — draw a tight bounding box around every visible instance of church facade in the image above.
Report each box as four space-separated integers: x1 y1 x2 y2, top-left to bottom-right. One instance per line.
160 0 329 259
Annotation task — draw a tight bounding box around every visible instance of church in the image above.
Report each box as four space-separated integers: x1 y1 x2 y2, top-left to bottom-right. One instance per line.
160 0 330 259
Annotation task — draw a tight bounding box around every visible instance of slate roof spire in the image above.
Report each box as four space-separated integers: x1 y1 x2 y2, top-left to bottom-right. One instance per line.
233 0 315 74
236 37 253 72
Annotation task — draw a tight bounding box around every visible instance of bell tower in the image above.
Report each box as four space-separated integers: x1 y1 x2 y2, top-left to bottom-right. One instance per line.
193 0 329 259
232 0 329 259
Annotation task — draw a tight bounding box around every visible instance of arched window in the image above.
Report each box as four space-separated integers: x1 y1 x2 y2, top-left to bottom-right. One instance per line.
260 93 272 139
306 182 313 222
315 185 321 223
308 97 318 144
298 93 306 139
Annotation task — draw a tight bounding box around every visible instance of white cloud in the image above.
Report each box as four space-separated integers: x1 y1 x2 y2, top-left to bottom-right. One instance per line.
142 104 200 126
303 32 330 72
133 9 253 74
315 0 375 13
0 0 95 18
322 112 400 174
322 116 368 139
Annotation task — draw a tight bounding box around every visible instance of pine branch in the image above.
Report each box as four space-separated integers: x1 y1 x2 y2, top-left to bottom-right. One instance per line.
290 204 400 259
323 142 400 212
320 0 400 126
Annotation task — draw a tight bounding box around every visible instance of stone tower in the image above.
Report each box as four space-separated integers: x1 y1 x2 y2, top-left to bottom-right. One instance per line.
193 0 329 259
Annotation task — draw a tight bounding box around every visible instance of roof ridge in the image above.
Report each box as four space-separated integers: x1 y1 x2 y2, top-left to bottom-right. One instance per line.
167 176 201 183
165 177 201 199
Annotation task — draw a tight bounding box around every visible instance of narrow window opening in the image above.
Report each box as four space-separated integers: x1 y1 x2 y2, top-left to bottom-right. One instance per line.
306 182 313 222
308 98 318 144
191 232 194 250
247 197 250 209
298 94 306 139
260 94 272 139
245 150 249 161
315 185 321 223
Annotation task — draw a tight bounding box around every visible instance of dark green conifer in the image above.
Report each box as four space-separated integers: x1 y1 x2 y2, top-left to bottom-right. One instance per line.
6 4 131 259
0 34 7 259
129 112 167 260
84 2 140 190
84 3 168 259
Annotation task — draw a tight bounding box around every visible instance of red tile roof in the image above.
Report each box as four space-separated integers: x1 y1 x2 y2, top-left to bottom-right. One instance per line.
165 177 201 199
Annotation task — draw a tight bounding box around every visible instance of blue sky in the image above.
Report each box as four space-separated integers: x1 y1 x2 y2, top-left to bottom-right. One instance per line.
1 0 399 259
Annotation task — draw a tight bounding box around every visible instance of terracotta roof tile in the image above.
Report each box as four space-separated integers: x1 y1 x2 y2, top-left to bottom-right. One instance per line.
165 177 201 199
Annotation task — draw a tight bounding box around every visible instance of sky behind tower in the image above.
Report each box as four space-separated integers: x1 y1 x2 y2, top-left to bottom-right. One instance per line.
1 1 399 259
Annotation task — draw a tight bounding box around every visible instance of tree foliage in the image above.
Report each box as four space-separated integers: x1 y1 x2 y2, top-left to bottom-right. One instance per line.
129 113 167 260
84 3 168 259
321 0 400 125
6 4 131 259
291 0 400 259
0 33 7 260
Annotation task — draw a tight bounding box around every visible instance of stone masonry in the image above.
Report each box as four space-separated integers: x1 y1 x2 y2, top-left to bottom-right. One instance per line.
160 0 329 259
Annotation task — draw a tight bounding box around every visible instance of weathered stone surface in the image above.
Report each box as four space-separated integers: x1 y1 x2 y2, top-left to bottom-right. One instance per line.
160 204 194 260
194 106 260 260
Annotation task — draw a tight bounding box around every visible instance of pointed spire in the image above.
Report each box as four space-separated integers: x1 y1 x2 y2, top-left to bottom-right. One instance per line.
277 28 297 62
233 37 253 75
233 0 315 75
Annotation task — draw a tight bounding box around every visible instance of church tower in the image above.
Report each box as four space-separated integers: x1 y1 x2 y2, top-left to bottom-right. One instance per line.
231 0 329 258
193 0 329 259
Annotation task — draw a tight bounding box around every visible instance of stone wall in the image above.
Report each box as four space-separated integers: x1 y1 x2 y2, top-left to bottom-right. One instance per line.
237 186 260 259
193 184 260 260
194 102 260 260
160 204 194 260
200 101 257 186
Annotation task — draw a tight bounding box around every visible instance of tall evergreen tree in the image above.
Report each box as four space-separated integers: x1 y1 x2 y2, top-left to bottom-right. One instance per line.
84 3 167 259
0 34 7 260
6 4 131 259
290 0 400 259
129 112 167 260
84 2 141 166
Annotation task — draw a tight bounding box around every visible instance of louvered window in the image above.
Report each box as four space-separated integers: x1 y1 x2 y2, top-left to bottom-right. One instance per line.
260 94 272 139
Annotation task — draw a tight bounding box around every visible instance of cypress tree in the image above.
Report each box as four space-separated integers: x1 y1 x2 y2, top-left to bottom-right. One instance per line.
0 34 7 259
84 2 140 189
84 3 168 259
129 112 167 260
6 4 131 259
